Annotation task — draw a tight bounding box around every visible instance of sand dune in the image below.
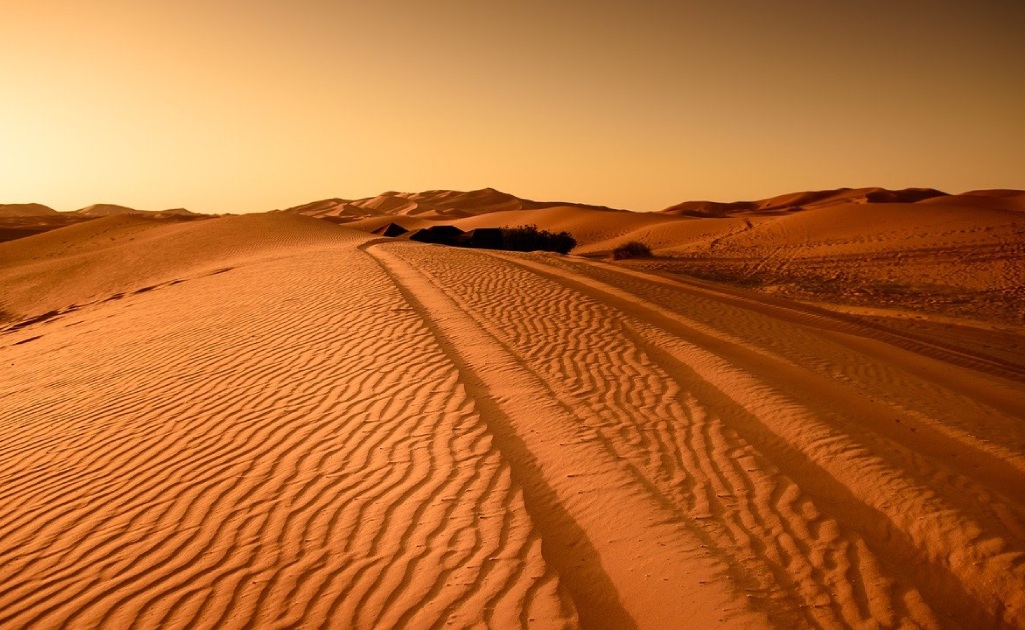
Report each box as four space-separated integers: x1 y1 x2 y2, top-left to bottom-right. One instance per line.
0 203 60 218
281 188 620 222
73 204 199 218
0 204 92 243
0 213 326 320
0 218 575 628
661 187 948 218
2 209 1024 628
642 200 1025 325
919 190 1025 213
299 187 1025 326
11 186 1021 326
0 204 203 245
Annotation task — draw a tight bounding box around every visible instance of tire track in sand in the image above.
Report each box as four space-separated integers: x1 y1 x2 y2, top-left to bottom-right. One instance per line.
367 242 770 629
374 241 1025 629
501 249 1025 629
0 239 575 629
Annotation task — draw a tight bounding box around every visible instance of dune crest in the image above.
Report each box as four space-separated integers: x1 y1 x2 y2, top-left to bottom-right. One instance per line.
74 204 199 217
661 187 949 218
0 203 59 218
280 187 620 222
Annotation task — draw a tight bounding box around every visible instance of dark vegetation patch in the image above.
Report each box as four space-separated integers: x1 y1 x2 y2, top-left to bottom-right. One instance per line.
409 225 466 245
611 241 653 260
372 223 408 237
499 225 576 254
407 224 576 254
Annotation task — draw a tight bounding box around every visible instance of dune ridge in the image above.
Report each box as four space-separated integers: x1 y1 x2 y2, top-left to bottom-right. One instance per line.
0 221 576 628
0 203 60 218
72 204 199 218
279 187 621 223
0 203 205 244
660 187 950 217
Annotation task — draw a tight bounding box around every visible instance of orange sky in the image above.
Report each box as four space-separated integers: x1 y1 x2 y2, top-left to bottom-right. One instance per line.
2 1 1023 214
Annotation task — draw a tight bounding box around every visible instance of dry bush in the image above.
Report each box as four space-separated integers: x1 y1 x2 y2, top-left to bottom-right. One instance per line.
611 241 653 260
500 225 577 254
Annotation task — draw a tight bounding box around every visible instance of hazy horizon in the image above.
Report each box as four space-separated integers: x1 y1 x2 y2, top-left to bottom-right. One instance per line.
7 184 1025 217
3 1 1023 214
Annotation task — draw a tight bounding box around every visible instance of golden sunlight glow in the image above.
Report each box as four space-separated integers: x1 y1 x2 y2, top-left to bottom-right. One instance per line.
1 0 1023 213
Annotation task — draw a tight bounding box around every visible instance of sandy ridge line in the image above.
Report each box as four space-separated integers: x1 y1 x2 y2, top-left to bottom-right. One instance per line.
364 241 769 630
484 250 1025 628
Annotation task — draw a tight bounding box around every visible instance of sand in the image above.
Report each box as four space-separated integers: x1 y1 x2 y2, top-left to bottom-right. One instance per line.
331 187 1025 326
2 195 1024 628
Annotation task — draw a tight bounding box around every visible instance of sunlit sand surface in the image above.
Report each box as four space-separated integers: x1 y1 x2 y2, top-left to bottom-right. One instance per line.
2 192 1024 628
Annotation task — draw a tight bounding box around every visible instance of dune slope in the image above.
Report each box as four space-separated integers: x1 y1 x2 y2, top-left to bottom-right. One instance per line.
0 219 575 629
1 216 1024 628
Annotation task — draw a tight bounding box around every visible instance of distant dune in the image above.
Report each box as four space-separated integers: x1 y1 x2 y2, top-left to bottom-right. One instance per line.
3 186 1023 325
0 203 205 243
74 203 199 217
0 203 60 217
661 187 949 217
1 188 1024 627
288 187 1025 326
4 185 1024 325
919 189 1025 213
0 203 89 241
279 187 619 222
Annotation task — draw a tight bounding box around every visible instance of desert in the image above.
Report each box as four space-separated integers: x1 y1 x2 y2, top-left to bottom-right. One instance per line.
1 187 1024 628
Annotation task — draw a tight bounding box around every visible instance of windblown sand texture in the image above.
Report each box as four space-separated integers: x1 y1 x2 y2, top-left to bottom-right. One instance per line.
2 196 1024 628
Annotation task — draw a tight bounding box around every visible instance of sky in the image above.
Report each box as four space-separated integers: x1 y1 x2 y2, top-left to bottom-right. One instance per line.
2 0 1023 214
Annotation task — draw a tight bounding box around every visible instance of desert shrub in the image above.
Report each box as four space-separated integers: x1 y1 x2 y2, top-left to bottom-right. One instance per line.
409 225 465 244
611 241 653 260
499 224 576 254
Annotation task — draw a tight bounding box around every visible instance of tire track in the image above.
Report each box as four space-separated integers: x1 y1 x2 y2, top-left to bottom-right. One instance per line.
367 242 770 629
376 244 915 628
377 242 1025 628
0 238 575 628
502 249 1025 628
